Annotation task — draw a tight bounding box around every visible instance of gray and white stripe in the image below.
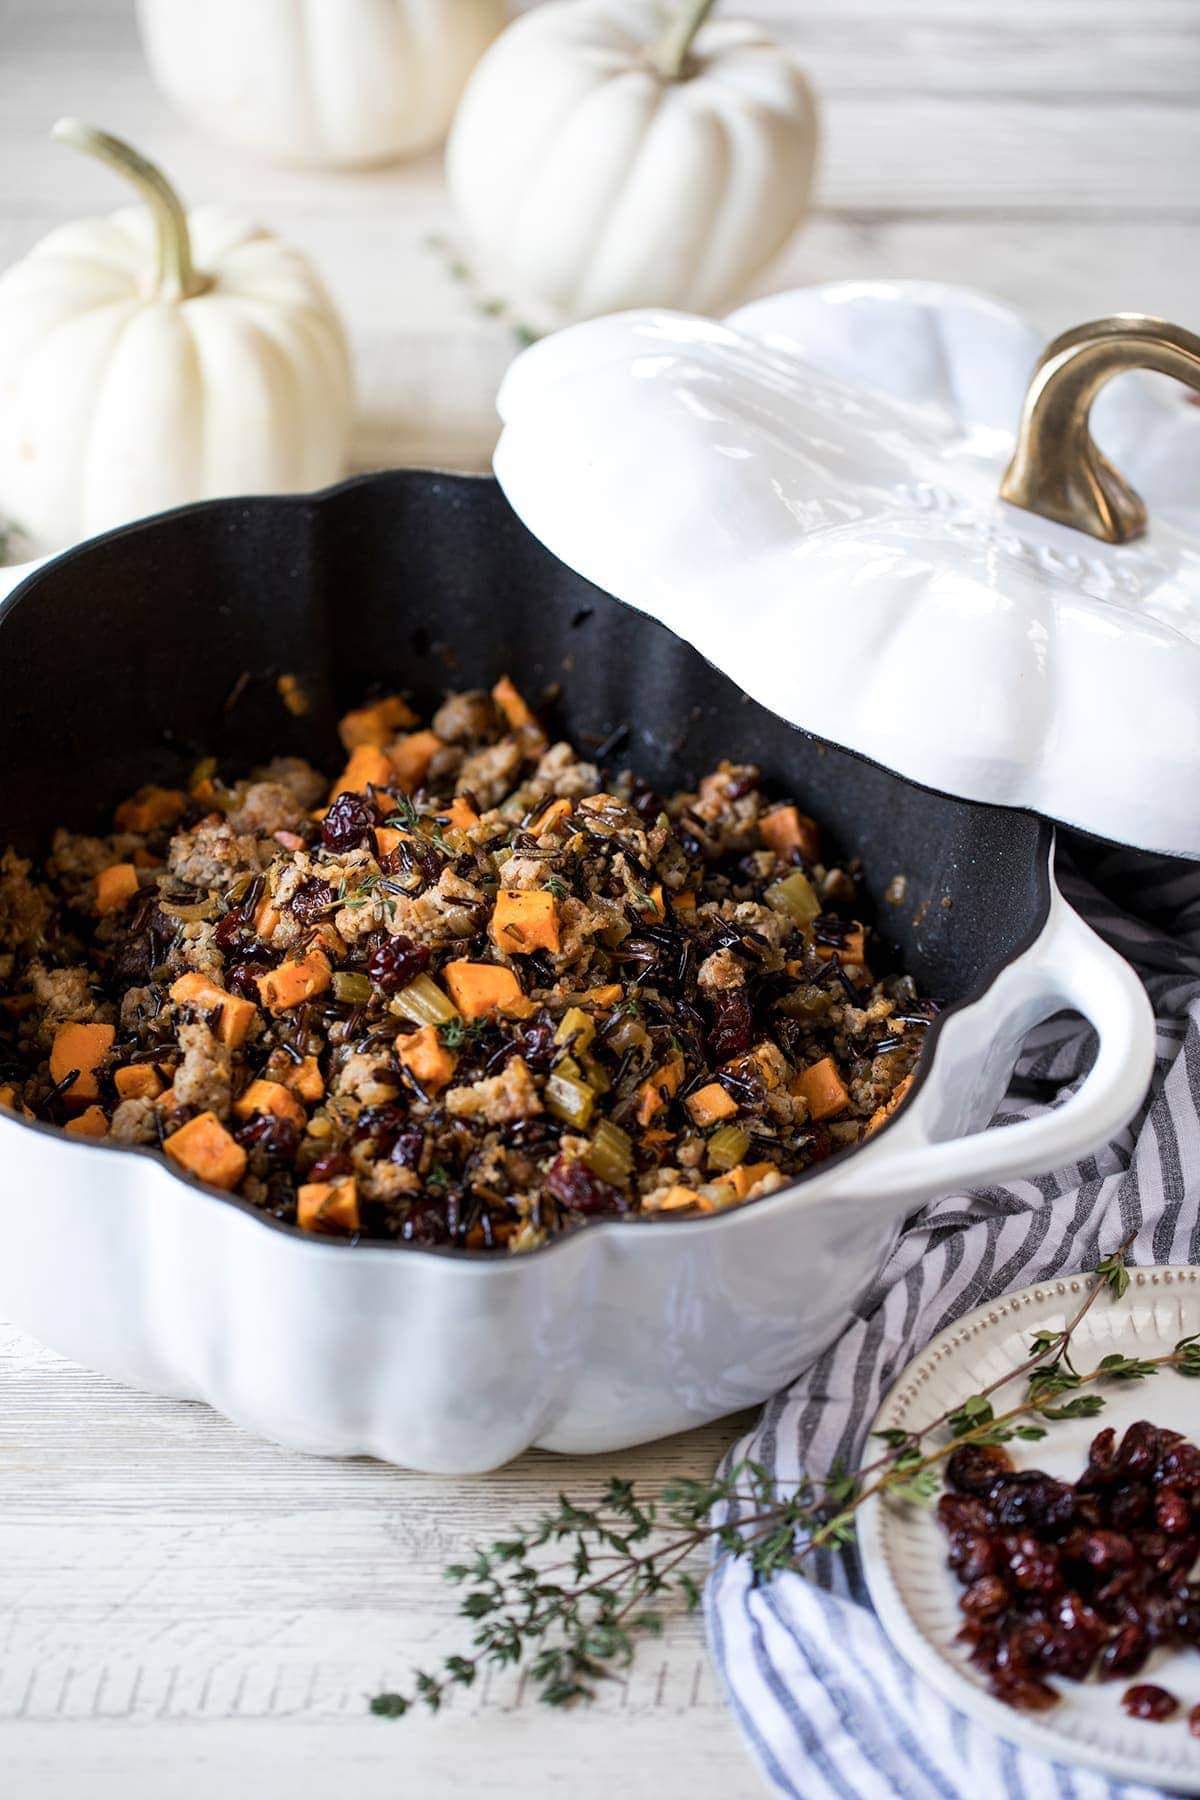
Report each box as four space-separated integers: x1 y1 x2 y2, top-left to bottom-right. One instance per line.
705 844 1200 1800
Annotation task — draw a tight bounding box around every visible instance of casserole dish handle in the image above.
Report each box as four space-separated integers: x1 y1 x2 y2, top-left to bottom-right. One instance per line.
824 882 1154 1207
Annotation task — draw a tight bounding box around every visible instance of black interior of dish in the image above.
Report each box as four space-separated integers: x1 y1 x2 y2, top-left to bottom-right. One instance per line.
0 471 1050 1004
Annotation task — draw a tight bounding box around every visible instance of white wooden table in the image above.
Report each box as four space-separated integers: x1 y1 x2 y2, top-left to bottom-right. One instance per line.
1 3 1196 1795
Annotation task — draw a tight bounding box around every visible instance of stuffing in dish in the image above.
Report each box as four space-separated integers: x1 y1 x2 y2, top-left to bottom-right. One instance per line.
0 679 932 1250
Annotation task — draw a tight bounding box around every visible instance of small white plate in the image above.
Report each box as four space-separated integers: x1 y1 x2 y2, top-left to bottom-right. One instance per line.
859 1265 1200 1791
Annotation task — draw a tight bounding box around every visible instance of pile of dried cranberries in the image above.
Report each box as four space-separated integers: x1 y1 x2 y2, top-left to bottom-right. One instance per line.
937 1419 1200 1729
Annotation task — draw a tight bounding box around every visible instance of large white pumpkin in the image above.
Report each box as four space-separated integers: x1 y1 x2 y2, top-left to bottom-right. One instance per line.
446 0 818 329
137 0 509 168
0 122 353 555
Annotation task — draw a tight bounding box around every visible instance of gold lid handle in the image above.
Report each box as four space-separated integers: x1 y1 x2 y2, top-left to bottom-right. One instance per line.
999 314 1200 543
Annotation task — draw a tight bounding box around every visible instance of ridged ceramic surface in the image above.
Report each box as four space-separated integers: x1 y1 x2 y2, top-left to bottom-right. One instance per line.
494 279 1200 857
860 1267 1200 1791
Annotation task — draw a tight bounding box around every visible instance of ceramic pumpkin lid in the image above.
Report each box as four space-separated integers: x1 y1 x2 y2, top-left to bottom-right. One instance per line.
493 280 1200 858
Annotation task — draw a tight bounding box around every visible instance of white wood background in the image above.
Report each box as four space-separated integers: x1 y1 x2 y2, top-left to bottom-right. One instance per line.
0 3 1196 1796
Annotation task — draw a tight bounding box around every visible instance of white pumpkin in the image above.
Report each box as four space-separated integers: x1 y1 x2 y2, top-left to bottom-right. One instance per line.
0 121 353 556
446 0 818 330
137 0 509 168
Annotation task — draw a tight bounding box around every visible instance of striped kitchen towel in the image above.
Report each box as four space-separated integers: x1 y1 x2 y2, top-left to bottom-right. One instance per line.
705 844 1200 1800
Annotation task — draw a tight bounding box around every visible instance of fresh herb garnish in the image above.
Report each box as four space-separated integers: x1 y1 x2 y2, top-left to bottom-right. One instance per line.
369 1242 1199 1721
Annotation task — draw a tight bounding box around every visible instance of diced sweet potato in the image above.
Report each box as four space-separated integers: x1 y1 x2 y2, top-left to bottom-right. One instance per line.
670 890 697 918
256 948 332 1015
397 1025 457 1095
338 696 417 751
651 1185 711 1213
867 1073 914 1136
443 961 528 1019
297 1176 360 1235
760 805 819 863
579 984 622 1010
262 1051 325 1102
715 1161 778 1202
233 1078 308 1131
164 1111 247 1190
114 1064 164 1102
0 1084 19 1110
391 729 443 794
330 744 392 803
635 1052 685 1127
492 675 534 731
49 1021 115 1108
441 795 480 833
815 925 866 966
94 862 139 916
114 786 187 833
791 1056 850 1121
490 888 561 956
374 825 410 858
65 1104 108 1139
686 1082 738 1127
169 972 258 1048
273 830 306 853
253 892 284 942
531 797 573 835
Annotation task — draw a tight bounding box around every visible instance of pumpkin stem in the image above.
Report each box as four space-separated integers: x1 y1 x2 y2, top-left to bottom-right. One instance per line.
51 118 210 302
650 0 720 81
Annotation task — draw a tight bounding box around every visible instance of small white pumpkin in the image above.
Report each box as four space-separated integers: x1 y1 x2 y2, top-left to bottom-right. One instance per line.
137 0 509 169
446 0 818 330
0 121 353 556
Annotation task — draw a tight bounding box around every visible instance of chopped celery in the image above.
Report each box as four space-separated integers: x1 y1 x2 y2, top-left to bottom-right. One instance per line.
546 1071 596 1129
765 869 820 926
391 972 459 1026
707 1124 751 1172
555 1006 596 1054
332 971 372 1006
584 1119 633 1184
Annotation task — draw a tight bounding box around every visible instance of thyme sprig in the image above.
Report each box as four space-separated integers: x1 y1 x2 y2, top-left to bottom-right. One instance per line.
371 1244 1198 1719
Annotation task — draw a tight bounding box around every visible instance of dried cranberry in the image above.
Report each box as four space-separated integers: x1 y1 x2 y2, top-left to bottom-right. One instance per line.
937 1493 991 1535
947 1531 997 1585
1122 1683 1178 1721
1078 1426 1118 1489
308 1150 353 1183
389 1125 425 1170
990 1672 1058 1712
989 1472 1075 1537
1073 1529 1136 1574
1155 1486 1193 1536
1107 1482 1153 1531
1117 1421 1161 1479
112 933 155 985
1098 1624 1149 1678
959 1576 1009 1621
226 958 271 999
234 1112 299 1164
323 790 379 853
706 988 755 1063
290 876 336 924
945 1442 1014 1496
517 1012 560 1071
545 1154 626 1216
367 934 430 993
1159 1440 1200 1492
1004 1534 1062 1596
401 1200 449 1246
